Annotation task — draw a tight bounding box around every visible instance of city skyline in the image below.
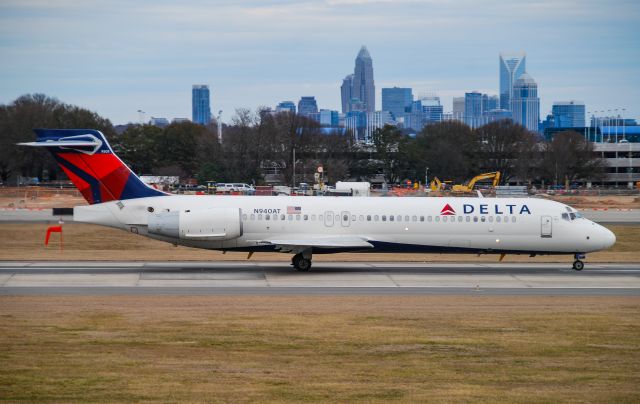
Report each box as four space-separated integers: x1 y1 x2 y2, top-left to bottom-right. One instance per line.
0 0 638 124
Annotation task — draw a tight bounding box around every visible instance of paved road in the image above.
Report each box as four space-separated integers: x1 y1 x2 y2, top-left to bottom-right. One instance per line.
1 261 639 296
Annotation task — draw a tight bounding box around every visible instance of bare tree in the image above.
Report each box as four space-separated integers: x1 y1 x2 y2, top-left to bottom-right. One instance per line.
541 131 606 185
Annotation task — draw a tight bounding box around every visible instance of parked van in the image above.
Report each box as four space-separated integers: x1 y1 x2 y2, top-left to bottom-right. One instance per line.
216 183 255 194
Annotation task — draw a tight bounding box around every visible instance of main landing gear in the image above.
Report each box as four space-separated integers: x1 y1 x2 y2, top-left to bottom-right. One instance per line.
572 253 585 271
292 250 313 271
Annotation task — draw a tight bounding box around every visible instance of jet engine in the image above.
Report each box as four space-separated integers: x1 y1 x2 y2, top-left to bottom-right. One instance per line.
148 208 242 241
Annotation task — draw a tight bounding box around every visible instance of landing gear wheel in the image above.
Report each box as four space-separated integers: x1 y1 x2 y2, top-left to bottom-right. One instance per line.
292 253 312 271
572 260 584 271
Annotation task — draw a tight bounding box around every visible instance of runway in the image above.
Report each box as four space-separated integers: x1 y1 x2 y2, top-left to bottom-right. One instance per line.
1 261 639 296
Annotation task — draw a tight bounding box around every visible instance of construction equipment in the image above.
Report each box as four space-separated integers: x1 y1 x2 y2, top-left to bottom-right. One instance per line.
430 177 446 191
451 171 501 193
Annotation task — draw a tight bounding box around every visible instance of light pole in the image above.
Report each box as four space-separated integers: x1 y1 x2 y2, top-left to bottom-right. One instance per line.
137 109 146 124
614 108 619 142
622 108 626 141
216 110 223 143
425 167 429 192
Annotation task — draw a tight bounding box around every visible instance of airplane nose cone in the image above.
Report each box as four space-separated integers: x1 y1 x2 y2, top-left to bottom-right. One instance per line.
603 228 616 249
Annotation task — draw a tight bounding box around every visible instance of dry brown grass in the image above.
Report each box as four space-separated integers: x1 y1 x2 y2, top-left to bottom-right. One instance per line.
0 223 637 263
1 296 639 402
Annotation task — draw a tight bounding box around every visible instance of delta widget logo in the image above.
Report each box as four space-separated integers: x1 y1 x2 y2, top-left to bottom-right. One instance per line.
440 204 456 216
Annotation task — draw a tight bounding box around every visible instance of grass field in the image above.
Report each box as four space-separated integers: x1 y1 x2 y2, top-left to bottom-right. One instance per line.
1 296 639 402
0 223 638 263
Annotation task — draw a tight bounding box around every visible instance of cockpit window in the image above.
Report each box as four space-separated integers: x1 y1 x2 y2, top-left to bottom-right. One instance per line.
569 212 576 220
562 213 570 221
574 212 583 219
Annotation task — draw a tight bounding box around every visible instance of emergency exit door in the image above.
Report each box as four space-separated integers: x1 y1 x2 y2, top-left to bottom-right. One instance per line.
541 215 552 238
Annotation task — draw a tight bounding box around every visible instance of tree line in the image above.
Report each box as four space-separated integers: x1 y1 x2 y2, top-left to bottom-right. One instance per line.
0 94 605 186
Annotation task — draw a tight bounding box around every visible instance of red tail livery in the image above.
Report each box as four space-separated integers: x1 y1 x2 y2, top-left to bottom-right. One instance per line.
20 129 165 204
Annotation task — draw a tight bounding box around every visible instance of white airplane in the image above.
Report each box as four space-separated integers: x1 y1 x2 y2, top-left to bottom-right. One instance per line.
21 129 616 271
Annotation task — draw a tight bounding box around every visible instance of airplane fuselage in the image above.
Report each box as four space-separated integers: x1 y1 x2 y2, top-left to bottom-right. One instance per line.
73 195 616 256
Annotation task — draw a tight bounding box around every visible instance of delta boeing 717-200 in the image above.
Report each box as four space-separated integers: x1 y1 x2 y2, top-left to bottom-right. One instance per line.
20 129 616 271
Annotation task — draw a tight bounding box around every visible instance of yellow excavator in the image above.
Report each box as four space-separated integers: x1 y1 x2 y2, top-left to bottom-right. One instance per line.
451 171 501 193
430 177 452 191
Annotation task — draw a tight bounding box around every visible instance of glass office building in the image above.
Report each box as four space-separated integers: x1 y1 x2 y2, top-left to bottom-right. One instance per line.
192 85 211 125
511 72 540 132
499 53 526 111
381 87 413 120
552 101 585 128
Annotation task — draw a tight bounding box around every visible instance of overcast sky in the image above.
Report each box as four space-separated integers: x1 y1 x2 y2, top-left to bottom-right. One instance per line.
1 0 638 124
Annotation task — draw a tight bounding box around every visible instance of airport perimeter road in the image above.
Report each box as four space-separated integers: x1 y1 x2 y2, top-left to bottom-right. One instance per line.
1 261 639 296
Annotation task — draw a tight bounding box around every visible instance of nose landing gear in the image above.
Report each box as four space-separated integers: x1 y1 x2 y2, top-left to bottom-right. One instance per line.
572 253 585 271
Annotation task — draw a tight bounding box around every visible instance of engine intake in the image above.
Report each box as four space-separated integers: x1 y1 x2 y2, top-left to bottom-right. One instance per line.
148 208 242 241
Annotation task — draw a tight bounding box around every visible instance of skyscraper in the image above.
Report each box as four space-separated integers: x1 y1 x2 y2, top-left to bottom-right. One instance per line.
421 95 443 123
464 91 483 128
276 101 296 114
452 97 465 121
340 75 353 113
511 72 540 132
297 96 318 117
482 94 499 113
352 46 375 112
552 101 585 128
499 53 526 111
192 85 211 125
381 87 413 120
319 109 340 127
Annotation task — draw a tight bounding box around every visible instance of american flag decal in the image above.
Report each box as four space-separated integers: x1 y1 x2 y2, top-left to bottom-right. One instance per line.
287 206 302 214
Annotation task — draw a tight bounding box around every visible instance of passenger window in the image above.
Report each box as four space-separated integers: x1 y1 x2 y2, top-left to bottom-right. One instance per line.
352 215 356 221
288 214 293 221
258 214 263 220
435 216 440 222
458 216 462 222
359 215 364 221
489 216 494 222
404 215 409 222
443 216 448 222
412 215 417 222
395 215 400 222
242 214 247 221
473 216 478 222
273 214 278 221
466 216 470 222
374 215 379 221
296 215 301 221
390 215 394 222
481 216 486 222
382 215 387 221
427 216 432 222
496 216 501 222
250 214 255 220
266 214 270 220
304 215 309 221
367 215 371 221
281 214 285 220
343 215 348 221
311 214 316 221
512 216 517 222
420 216 425 222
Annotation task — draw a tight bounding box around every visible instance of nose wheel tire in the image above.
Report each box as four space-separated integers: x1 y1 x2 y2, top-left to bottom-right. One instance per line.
572 260 584 271
292 254 312 271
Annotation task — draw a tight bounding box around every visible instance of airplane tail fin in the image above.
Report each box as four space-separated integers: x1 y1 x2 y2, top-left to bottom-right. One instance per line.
19 129 166 205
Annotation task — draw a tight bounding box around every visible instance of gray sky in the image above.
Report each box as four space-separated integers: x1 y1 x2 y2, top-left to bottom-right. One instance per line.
1 0 638 124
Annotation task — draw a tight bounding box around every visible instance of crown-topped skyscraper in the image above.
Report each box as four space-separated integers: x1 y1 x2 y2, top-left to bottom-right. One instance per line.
341 46 375 113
